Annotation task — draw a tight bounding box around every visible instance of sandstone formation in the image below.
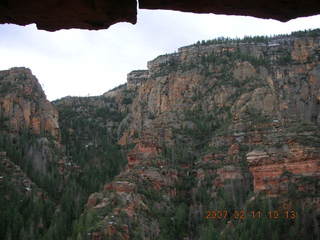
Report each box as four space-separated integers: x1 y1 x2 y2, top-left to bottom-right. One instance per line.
77 30 320 239
0 67 60 140
0 67 101 240
0 70 72 240
2 30 320 239
247 142 320 196
0 0 320 31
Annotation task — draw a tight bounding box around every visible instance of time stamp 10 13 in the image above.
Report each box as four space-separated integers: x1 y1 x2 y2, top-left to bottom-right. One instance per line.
205 210 297 220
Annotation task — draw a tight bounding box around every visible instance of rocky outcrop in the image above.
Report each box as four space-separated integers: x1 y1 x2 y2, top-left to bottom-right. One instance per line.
0 67 60 140
0 67 65 175
1 0 320 31
3 30 320 239
82 163 179 239
247 141 320 196
125 33 320 147
127 70 149 90
77 31 320 239
127 142 159 168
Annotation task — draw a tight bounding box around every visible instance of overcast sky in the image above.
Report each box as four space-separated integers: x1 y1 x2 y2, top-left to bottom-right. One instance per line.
0 10 320 101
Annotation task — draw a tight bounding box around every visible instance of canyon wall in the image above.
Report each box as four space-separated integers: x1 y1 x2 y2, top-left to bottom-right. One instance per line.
0 67 60 140
1 30 320 240
77 31 320 239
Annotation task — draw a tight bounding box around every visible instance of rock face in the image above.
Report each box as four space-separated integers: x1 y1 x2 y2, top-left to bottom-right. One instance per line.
0 67 60 140
0 68 74 240
2 30 320 239
127 70 149 90
76 30 320 239
0 0 320 31
247 141 320 196
0 67 64 174
0 67 72 177
0 67 128 240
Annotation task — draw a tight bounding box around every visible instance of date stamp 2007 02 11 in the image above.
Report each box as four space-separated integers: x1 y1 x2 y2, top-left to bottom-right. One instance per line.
205 210 297 220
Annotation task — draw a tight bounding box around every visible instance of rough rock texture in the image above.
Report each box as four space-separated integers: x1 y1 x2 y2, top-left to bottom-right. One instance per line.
247 141 320 196
0 70 77 240
0 67 71 176
1 0 320 31
140 0 320 22
127 70 149 90
83 158 179 240
78 30 320 239
0 0 137 31
3 30 320 239
0 67 65 174
0 67 60 140
127 142 159 168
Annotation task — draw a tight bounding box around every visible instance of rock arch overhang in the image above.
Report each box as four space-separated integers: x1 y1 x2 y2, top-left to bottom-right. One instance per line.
0 0 319 31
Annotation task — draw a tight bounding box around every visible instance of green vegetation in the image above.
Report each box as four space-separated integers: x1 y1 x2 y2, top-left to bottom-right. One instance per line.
0 160 56 240
48 97 127 239
291 28 320 37
277 51 293 65
196 192 320 240
0 80 15 94
194 35 269 46
2 27 320 240
0 131 60 240
0 94 128 240
192 28 320 47
244 107 271 124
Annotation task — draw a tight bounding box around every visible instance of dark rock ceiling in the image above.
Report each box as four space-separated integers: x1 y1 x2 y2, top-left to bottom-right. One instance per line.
0 0 319 31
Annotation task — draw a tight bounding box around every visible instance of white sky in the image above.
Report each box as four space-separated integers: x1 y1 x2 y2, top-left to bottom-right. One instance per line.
0 10 320 101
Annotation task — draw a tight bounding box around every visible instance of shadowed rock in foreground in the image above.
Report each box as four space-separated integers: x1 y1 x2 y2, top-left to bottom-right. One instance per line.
0 0 320 31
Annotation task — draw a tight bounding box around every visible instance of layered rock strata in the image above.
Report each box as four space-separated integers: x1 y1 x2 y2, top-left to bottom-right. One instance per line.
80 31 320 239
